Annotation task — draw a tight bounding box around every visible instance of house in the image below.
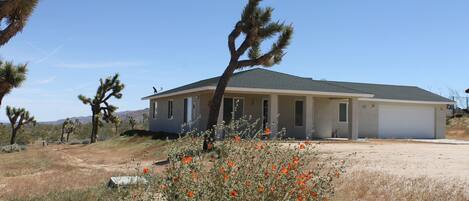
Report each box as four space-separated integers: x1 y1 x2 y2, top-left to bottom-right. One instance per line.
142 68 454 139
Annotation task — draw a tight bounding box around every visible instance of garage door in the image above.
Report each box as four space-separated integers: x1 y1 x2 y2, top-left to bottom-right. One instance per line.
378 104 435 139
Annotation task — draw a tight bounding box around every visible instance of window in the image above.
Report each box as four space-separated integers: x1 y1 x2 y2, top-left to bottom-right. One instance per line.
167 100 173 119
152 101 157 119
223 97 244 123
339 103 348 123
183 97 193 124
295 100 304 126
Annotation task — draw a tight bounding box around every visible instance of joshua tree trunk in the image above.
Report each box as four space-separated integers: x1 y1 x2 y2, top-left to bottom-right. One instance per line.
206 61 238 130
0 92 5 107
10 128 17 145
90 113 98 143
60 125 65 142
66 132 71 142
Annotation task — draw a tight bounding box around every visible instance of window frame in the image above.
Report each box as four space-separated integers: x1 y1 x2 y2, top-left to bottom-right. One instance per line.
294 100 304 127
167 99 174 120
222 97 245 123
338 102 348 123
152 101 158 119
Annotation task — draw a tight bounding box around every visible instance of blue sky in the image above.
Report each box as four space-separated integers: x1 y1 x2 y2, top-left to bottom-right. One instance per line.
0 0 468 121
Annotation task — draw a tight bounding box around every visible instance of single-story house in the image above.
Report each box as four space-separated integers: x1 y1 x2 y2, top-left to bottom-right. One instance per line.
142 68 454 139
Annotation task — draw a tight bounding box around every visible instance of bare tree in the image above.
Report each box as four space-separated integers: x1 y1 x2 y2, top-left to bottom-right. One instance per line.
206 0 293 132
78 74 124 143
6 106 36 145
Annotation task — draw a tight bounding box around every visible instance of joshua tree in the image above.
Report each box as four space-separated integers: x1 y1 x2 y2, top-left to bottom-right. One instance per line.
0 0 38 46
0 61 27 107
78 74 124 143
206 0 293 132
110 116 121 136
128 116 137 130
60 118 79 143
65 119 80 142
6 106 36 145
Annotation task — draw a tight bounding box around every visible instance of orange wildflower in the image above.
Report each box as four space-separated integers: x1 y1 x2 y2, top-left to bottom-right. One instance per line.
293 156 300 165
311 191 318 198
187 191 195 198
255 142 264 150
281 167 289 175
257 185 265 193
143 167 149 174
223 174 229 181
297 195 304 201
230 190 238 197
219 167 225 174
271 164 277 171
234 135 241 142
335 171 340 178
299 143 305 149
264 128 272 135
227 160 235 168
182 156 193 164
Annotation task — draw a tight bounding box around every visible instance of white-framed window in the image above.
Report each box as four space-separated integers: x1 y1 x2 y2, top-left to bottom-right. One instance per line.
223 97 245 123
152 101 158 119
338 102 348 123
295 100 304 127
167 100 173 119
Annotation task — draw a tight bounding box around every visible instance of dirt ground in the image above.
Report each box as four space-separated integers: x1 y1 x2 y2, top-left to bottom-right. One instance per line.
316 140 469 200
1 137 469 200
0 137 168 200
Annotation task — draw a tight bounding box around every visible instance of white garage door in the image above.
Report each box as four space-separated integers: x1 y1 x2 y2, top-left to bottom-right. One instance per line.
378 104 435 139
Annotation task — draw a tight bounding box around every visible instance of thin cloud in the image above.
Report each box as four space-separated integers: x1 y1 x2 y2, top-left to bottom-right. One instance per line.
26 42 65 64
55 61 144 69
37 76 57 84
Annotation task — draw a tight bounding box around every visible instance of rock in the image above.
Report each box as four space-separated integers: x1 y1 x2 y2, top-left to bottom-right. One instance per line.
154 159 169 166
81 140 90 144
107 176 148 188
1 144 22 153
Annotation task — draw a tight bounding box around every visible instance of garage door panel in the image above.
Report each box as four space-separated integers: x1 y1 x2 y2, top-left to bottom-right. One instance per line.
378 104 435 139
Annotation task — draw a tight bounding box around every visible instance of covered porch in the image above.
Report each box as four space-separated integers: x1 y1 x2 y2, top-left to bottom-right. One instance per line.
214 90 371 140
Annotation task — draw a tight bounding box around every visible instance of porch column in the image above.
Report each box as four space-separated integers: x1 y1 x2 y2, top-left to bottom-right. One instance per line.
215 97 224 139
269 94 279 138
305 95 314 139
348 98 359 140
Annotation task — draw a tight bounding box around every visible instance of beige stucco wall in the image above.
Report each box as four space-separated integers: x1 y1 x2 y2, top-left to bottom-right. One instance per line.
313 97 334 138
278 95 306 139
435 105 447 139
149 92 447 139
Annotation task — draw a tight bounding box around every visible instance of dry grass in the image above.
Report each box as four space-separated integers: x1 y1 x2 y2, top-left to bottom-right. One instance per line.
0 136 169 201
447 117 469 140
335 170 468 201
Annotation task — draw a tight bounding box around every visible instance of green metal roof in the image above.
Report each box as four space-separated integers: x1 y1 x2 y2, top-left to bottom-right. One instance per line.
322 81 452 102
143 68 452 103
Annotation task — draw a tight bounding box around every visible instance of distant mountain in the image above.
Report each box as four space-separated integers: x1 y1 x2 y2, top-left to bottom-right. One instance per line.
41 108 149 125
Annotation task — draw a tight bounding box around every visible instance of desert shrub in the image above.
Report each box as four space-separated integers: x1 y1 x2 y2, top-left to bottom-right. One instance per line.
123 117 344 201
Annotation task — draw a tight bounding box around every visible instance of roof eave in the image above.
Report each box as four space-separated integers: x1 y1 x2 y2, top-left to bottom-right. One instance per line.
358 98 456 105
142 86 375 100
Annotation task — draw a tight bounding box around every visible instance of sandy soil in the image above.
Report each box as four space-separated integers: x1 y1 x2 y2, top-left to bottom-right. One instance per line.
0 138 167 200
316 140 469 187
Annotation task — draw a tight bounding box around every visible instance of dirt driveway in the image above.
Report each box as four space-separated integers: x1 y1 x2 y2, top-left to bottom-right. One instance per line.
316 140 469 197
